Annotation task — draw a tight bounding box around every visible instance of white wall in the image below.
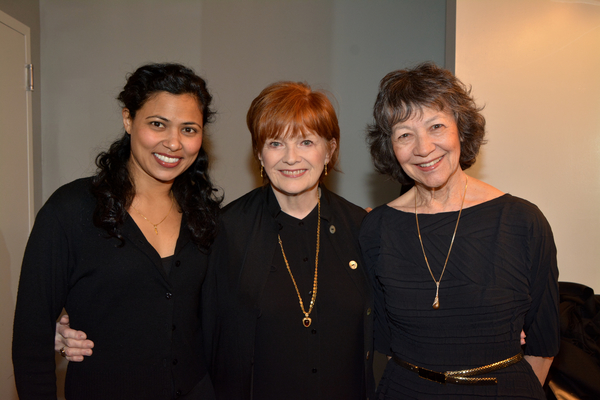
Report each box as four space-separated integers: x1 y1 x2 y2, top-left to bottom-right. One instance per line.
40 0 447 208
455 0 600 290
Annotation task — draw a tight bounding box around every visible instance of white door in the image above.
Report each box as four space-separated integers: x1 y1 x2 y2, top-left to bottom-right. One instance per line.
0 9 33 400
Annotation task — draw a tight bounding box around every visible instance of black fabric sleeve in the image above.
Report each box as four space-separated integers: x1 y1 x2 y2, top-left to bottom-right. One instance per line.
12 199 70 400
523 206 560 358
359 208 392 356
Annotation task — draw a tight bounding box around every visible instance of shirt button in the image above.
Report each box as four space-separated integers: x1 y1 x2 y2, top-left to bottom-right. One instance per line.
349 260 358 269
303 257 308 262
173 359 178 365
312 368 318 373
366 308 372 315
166 292 173 299
176 390 182 396
311 329 317 334
175 260 181 267
329 225 336 234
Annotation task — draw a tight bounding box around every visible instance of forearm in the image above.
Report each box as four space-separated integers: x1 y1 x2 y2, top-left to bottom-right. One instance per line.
524 355 553 386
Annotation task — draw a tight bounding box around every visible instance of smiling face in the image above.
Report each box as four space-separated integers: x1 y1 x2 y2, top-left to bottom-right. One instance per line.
124 92 203 186
391 106 462 190
259 128 335 201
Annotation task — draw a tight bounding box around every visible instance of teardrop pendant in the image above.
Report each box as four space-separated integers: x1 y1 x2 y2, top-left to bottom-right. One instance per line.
432 281 440 309
303 317 312 327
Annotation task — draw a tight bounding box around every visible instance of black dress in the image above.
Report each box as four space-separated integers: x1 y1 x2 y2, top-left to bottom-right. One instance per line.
359 194 559 399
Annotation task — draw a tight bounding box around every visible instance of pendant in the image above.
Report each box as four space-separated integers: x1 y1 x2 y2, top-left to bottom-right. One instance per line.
432 281 440 309
153 225 159 235
303 317 312 327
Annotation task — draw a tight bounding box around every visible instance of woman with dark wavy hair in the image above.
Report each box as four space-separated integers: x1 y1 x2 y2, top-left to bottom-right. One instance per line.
360 63 559 399
12 63 221 400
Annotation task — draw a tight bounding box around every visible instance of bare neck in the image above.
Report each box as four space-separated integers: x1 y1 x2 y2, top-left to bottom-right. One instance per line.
414 172 468 214
128 163 174 205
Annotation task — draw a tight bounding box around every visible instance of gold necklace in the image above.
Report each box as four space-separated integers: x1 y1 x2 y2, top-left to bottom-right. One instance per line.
415 176 468 309
131 193 175 235
277 197 321 328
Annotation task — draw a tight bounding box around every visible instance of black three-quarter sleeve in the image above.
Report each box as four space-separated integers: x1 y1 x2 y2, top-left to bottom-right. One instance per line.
523 206 560 357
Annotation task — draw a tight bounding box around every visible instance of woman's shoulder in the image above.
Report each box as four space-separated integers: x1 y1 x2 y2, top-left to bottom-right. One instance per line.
219 186 275 239
221 186 266 216
492 194 551 227
43 177 95 210
464 191 554 240
360 204 395 235
33 177 95 230
321 186 367 221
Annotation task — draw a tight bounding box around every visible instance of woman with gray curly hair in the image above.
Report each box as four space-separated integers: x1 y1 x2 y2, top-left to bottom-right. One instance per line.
360 63 559 399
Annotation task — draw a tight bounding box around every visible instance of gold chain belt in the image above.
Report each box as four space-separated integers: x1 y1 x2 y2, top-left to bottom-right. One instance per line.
392 352 523 385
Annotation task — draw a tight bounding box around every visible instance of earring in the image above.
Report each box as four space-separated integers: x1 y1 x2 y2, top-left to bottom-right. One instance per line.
260 165 264 178
324 163 328 176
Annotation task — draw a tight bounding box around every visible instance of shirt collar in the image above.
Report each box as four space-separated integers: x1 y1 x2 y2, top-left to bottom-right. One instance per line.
263 184 332 222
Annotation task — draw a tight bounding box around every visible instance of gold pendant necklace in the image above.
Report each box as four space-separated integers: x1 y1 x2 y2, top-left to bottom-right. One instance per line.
415 176 468 309
131 193 175 235
278 197 321 327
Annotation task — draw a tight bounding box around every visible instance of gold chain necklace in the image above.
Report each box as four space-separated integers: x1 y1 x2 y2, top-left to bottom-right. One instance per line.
415 176 468 309
277 197 321 327
131 193 175 235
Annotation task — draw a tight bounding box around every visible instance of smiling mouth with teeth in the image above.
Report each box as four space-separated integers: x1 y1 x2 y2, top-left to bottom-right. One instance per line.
419 156 443 168
154 153 180 163
281 169 307 177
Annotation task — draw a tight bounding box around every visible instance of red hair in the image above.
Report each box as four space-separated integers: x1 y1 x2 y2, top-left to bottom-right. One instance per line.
246 81 340 177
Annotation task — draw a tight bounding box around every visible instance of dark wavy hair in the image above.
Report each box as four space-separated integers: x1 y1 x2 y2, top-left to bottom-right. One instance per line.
247 81 340 180
92 63 221 249
367 62 486 185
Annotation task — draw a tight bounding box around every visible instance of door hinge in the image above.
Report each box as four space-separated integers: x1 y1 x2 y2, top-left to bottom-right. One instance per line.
26 64 34 91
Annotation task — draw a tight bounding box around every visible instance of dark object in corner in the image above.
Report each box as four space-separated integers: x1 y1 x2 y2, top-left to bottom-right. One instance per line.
546 282 600 400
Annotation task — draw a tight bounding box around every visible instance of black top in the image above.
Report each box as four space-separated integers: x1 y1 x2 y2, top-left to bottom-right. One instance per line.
253 200 365 399
360 194 560 399
203 185 375 400
12 178 210 400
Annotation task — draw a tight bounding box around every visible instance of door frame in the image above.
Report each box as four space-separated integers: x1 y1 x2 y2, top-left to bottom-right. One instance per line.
0 9 34 229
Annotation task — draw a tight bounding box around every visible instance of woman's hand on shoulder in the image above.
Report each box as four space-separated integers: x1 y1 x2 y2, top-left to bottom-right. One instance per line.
55 314 94 362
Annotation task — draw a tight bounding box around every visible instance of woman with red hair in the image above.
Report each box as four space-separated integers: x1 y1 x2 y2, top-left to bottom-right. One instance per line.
203 81 374 399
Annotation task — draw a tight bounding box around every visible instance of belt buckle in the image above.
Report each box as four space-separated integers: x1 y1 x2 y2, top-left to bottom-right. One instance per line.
417 366 447 384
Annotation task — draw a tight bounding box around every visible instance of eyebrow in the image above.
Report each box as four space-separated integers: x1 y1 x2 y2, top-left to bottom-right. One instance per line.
146 115 169 121
393 114 446 130
146 115 201 127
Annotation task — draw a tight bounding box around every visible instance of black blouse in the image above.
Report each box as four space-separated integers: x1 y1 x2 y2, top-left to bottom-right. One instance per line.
253 201 365 399
203 185 374 400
